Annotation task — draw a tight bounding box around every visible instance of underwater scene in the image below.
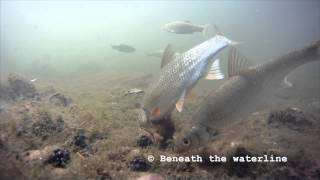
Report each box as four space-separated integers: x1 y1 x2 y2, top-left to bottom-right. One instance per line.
0 1 320 180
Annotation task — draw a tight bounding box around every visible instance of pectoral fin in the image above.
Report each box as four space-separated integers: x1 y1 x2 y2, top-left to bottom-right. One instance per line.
151 107 161 117
175 90 186 112
281 75 293 88
161 44 176 68
205 59 224 80
228 46 252 77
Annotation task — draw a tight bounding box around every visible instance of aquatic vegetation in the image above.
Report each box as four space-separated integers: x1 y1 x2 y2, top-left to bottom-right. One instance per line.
267 107 312 131
8 74 38 99
49 92 71 107
31 111 64 140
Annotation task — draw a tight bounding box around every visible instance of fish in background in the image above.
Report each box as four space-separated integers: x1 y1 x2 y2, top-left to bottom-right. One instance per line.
163 20 212 37
111 44 135 53
139 26 240 126
174 41 320 152
125 88 144 96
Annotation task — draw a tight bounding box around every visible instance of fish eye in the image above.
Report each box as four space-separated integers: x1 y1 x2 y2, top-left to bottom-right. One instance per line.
182 137 190 146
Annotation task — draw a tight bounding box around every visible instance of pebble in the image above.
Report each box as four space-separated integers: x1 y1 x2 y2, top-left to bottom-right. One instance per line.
137 135 153 148
46 148 70 168
128 156 150 171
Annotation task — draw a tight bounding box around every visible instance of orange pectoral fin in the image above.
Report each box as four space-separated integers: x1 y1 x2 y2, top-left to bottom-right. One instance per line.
175 101 183 112
151 107 161 117
175 90 186 112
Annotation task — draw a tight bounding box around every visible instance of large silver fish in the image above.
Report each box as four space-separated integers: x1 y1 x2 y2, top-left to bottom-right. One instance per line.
174 40 320 152
140 34 237 124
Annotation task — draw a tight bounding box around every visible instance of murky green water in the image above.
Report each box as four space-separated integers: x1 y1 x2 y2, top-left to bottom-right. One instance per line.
1 1 319 82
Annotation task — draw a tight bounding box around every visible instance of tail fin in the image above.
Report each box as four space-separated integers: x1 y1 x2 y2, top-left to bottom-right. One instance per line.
214 24 245 46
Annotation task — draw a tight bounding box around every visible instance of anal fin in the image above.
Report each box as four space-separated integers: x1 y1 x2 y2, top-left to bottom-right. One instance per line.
281 75 293 88
205 59 224 80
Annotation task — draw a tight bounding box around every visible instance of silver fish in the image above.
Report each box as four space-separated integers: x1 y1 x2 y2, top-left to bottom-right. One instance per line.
30 78 38 82
175 41 320 152
111 44 135 53
164 20 211 36
141 34 236 124
125 88 144 96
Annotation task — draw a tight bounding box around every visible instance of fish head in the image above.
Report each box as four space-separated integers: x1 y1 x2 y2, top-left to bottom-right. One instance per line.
140 87 174 124
163 24 175 33
215 34 232 44
174 125 211 152
139 106 165 125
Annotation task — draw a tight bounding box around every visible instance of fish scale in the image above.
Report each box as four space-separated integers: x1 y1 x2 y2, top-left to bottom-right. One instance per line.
142 35 233 122
175 40 320 152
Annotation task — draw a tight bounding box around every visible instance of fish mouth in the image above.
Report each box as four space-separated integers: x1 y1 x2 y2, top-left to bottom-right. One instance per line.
138 108 148 124
138 107 165 127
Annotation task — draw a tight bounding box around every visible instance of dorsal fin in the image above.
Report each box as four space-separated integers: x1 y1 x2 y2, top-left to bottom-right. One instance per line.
161 44 176 68
213 24 223 36
227 46 252 77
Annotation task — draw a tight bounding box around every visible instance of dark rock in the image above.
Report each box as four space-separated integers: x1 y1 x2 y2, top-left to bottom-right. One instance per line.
70 129 90 151
259 167 304 180
72 134 87 149
137 135 153 148
267 107 312 131
49 92 71 107
175 162 194 172
8 74 37 98
89 131 107 143
96 175 112 180
96 168 112 180
128 156 150 171
311 169 320 179
0 85 15 101
227 147 254 178
46 148 70 168
40 86 56 97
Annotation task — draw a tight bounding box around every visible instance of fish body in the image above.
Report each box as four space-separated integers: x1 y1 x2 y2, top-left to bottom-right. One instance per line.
30 78 37 82
125 88 144 96
164 21 210 36
175 40 320 152
111 44 135 53
141 35 232 123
